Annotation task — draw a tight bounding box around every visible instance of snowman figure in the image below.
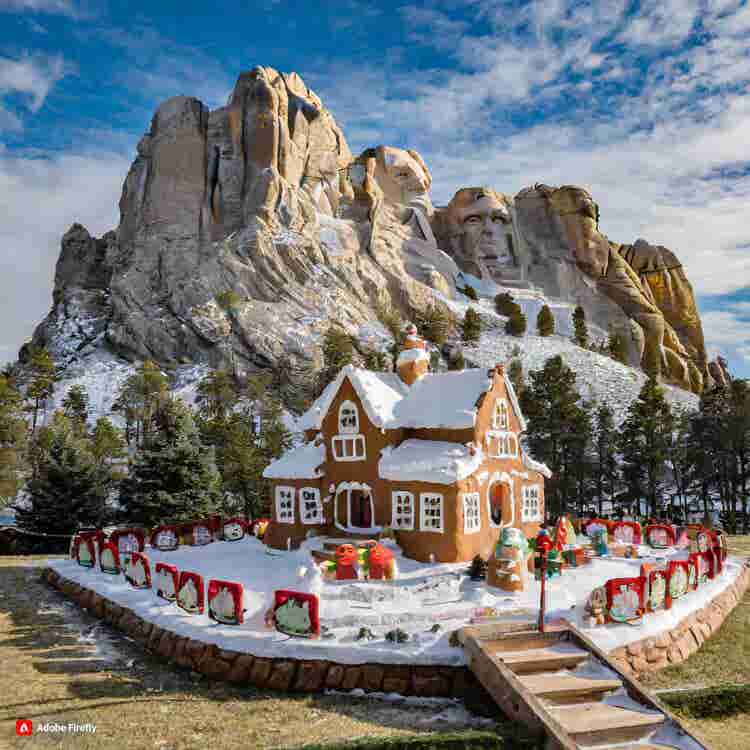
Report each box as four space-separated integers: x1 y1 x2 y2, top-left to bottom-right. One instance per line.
178 578 199 612
223 521 244 542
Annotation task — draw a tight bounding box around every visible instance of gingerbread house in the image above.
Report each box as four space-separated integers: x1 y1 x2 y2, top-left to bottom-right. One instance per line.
262 326 549 563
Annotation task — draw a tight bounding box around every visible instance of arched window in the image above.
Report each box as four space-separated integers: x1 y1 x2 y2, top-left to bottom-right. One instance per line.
492 399 509 430
338 400 359 434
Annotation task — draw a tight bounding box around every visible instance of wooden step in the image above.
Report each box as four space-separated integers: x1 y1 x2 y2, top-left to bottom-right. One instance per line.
518 673 623 703
494 643 590 674
547 702 665 745
483 629 567 653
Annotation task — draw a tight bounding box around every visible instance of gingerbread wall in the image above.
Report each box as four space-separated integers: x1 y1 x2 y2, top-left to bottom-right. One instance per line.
267 369 545 561
264 477 325 550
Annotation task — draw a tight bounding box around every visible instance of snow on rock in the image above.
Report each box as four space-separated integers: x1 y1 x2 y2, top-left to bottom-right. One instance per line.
465 329 699 425
379 440 483 484
263 441 326 479
396 347 429 366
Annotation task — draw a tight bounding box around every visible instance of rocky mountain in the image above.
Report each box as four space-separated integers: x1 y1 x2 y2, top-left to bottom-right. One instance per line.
19 65 723 421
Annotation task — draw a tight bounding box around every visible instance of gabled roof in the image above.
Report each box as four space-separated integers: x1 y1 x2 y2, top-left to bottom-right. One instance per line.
390 369 493 429
522 451 552 478
379 440 484 485
298 364 526 433
298 365 408 432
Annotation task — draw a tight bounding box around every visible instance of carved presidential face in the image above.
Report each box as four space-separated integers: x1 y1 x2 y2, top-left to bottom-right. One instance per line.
445 189 514 272
360 146 433 214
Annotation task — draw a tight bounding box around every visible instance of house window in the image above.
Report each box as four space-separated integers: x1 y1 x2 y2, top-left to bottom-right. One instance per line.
300 487 323 525
462 492 481 534
420 493 444 533
338 400 359 434
492 399 509 430
522 485 541 522
332 434 366 461
391 491 415 530
486 431 518 458
275 486 295 524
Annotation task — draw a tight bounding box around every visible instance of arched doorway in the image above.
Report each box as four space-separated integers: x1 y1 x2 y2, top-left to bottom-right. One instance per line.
487 473 514 528
334 482 378 533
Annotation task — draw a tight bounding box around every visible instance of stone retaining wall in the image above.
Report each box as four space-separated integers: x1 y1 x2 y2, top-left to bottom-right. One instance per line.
42 562 750 694
609 563 750 679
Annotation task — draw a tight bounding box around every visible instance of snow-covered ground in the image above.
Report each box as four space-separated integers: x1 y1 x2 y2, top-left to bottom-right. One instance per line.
439 290 699 424
48 536 744 666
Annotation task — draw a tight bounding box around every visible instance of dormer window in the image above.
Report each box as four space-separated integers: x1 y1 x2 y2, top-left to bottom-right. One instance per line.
338 401 359 434
492 399 509 430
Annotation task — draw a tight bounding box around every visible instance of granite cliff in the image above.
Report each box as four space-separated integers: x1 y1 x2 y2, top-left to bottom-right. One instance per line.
23 66 718 405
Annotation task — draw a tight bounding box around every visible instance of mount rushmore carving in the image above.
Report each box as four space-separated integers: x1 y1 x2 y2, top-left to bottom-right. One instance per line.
26 66 711 394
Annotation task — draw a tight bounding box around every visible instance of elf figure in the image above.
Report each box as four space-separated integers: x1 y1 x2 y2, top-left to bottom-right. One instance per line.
334 544 359 580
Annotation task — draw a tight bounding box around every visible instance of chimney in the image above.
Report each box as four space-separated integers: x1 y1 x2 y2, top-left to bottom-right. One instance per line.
397 324 429 386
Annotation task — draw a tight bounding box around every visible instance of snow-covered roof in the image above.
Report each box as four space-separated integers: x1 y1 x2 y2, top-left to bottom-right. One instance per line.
298 364 526 433
522 451 552 478
298 365 408 432
390 369 492 429
379 440 484 485
262 441 326 479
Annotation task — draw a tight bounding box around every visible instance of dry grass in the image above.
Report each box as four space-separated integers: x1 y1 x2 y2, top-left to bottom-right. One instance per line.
640 536 750 750
0 557 498 750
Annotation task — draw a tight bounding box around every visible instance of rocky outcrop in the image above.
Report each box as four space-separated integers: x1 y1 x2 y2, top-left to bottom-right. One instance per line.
23 65 715 397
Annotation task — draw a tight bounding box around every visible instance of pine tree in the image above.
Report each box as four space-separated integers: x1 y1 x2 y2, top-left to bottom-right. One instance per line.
572 306 589 348
618 376 673 517
196 370 238 422
24 346 57 434
0 375 28 506
119 401 222 526
536 305 555 337
508 358 524 396
461 308 482 344
90 418 127 471
504 303 527 336
415 304 454 347
15 422 111 534
447 349 465 371
494 292 516 317
460 285 479 301
62 385 89 435
520 355 586 518
592 404 618 516
113 361 169 447
607 327 629 365
363 348 390 371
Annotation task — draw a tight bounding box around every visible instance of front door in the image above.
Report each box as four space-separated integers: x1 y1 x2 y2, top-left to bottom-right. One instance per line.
489 481 512 527
350 490 372 529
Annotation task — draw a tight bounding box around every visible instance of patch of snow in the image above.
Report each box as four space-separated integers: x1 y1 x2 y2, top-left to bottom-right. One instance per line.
263 441 326 479
379 440 484 485
522 452 552 479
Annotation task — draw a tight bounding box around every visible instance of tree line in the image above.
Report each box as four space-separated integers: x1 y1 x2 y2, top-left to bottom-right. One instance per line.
519 354 750 531
0 351 291 535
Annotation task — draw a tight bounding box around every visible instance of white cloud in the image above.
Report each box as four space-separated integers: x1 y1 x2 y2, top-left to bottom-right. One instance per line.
0 148 132 361
0 0 79 16
0 53 71 134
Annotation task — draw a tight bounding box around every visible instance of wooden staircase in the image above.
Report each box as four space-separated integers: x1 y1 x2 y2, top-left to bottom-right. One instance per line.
457 623 707 749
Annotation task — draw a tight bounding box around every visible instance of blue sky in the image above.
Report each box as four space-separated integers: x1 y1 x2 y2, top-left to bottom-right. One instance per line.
1 0 749 378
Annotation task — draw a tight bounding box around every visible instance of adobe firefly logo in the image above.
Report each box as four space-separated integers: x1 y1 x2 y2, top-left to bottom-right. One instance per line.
16 719 33 736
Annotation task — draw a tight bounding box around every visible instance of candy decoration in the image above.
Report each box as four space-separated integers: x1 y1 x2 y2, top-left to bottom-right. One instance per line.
125 552 151 589
612 521 642 545
208 580 244 625
155 562 179 601
176 571 205 614
99 542 120 575
645 524 676 548
150 525 179 551
269 590 320 637
605 577 645 623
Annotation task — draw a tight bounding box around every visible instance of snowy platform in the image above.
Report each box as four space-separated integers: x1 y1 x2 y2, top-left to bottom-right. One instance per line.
48 538 746 667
